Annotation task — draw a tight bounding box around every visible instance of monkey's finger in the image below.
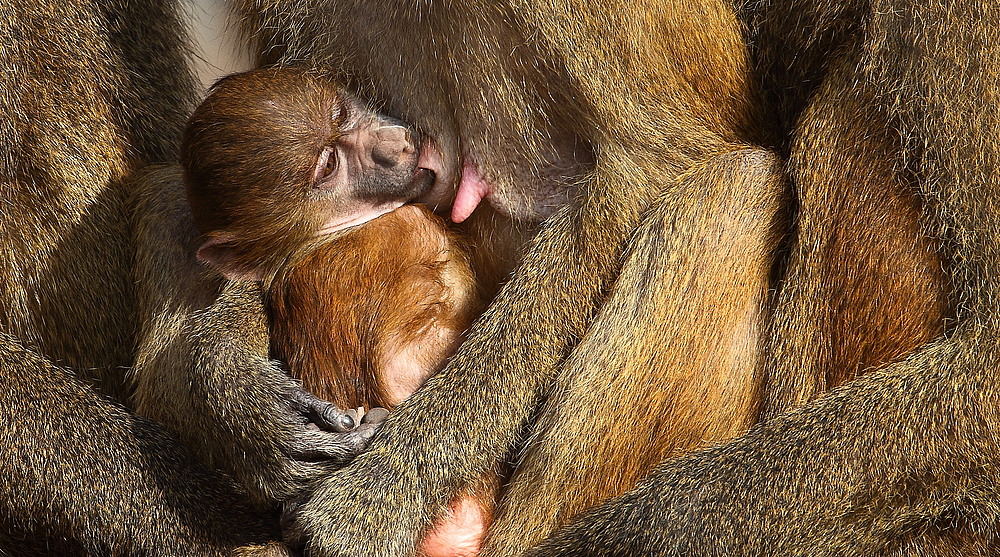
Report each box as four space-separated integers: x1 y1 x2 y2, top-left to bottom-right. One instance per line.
361 407 389 425
288 389 357 432
313 405 358 433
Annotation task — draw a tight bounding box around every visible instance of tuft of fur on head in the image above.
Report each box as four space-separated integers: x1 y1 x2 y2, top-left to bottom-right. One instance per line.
181 67 342 279
268 204 484 409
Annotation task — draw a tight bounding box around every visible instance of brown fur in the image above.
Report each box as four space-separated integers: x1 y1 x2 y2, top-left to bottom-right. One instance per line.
0 1 291 554
269 204 481 410
223 0 1000 556
183 68 345 246
181 67 435 282
761 58 954 413
266 204 497 556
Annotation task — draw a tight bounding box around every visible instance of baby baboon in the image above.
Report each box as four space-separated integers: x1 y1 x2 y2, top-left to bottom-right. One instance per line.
181 67 493 555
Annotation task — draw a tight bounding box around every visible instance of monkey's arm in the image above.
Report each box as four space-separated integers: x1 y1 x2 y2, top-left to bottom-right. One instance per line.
132 166 374 504
527 335 999 556
0 333 288 555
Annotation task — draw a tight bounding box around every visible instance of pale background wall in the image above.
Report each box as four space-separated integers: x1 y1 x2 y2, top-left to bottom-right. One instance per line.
184 0 253 94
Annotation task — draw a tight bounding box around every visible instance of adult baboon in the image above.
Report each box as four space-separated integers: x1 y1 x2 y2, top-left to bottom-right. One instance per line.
224 0 996 555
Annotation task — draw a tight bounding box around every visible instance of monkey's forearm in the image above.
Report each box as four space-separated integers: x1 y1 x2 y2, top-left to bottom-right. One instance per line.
137 275 378 504
0 334 280 555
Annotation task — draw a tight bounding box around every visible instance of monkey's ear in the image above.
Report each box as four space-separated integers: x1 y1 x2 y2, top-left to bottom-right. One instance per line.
196 235 265 282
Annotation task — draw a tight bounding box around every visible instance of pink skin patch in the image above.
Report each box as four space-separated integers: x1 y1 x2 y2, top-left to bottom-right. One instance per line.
336 134 491 226
420 495 490 557
451 163 491 223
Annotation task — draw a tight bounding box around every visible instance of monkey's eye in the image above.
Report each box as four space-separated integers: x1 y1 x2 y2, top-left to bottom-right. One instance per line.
323 153 336 178
315 146 338 185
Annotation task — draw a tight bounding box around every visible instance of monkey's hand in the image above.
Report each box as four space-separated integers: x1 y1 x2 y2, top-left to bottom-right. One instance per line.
283 389 380 459
176 283 389 505
278 387 479 557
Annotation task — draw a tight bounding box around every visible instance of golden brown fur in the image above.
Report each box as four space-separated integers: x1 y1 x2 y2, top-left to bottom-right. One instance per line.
0 1 293 554
220 0 1000 556
269 204 482 410
267 204 494 556
761 58 954 412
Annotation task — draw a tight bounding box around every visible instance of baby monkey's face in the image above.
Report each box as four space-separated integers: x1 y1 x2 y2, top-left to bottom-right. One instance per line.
181 67 443 280
305 88 436 236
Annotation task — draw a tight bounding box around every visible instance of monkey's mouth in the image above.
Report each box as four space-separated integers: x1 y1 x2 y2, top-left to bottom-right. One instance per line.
413 137 452 207
316 201 407 237
409 166 437 197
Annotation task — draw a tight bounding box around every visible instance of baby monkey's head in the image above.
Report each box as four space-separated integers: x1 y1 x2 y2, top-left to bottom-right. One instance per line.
182 66 437 281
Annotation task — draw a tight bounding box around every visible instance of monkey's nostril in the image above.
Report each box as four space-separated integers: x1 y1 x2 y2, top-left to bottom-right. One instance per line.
372 141 406 167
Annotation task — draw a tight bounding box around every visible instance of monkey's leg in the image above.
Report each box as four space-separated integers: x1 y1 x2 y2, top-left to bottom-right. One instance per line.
759 57 951 418
527 326 1000 557
752 52 984 556
483 148 786 555
132 166 376 505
